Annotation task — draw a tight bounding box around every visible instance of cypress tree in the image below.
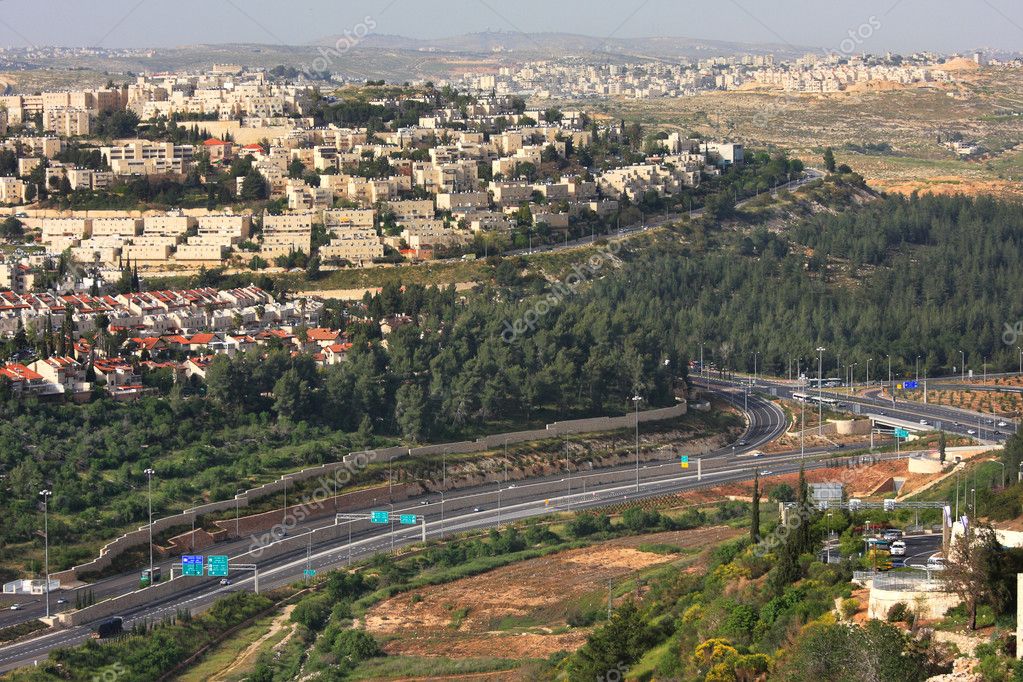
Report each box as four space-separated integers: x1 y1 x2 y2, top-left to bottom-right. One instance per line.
751 470 761 543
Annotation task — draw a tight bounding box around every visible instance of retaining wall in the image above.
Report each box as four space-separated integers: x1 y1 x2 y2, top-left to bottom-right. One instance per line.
53 403 686 582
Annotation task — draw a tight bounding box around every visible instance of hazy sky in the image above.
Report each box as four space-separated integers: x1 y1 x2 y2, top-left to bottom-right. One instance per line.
1 0 1020 52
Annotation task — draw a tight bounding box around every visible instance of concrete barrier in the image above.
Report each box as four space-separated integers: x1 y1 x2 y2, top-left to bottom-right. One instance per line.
53 403 686 582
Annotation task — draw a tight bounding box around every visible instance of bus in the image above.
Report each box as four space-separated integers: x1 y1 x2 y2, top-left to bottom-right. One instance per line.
792 393 810 402
140 567 161 587
808 378 843 388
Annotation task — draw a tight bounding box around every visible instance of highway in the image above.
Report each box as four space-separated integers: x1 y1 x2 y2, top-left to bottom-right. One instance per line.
0 374 956 672
702 373 1013 444
0 386 789 670
1 442 910 673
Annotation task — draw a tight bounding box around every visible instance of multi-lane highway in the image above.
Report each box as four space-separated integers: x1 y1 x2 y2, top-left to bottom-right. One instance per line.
705 373 1014 444
0 386 791 671
0 375 970 673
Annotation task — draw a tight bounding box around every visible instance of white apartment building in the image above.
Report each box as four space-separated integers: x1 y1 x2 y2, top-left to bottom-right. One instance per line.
261 212 313 258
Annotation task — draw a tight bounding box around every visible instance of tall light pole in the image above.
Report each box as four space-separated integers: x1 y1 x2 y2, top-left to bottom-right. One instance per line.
866 358 871 385
144 468 155 588
915 356 920 383
752 351 760 385
816 347 826 435
959 350 965 383
39 489 52 619
632 395 642 493
1017 347 1021 375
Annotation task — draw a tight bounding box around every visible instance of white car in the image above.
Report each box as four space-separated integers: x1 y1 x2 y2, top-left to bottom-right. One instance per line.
998 420 1009 428
9 604 22 611
967 429 977 435
890 540 906 556
919 419 929 425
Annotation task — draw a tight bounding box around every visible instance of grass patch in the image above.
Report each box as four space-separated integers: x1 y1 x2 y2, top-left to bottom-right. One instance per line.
173 613 282 682
0 620 47 644
347 655 527 680
448 606 471 630
636 543 683 555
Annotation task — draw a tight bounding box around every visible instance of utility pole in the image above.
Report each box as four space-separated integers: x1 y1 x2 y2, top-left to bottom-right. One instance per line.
39 489 52 619
632 395 642 493
145 468 155 589
817 347 826 435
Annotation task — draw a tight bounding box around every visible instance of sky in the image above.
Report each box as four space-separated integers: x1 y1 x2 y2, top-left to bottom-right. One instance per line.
1 0 1021 53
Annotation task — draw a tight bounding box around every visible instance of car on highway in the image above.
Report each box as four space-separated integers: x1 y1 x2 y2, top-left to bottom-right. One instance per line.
473 506 483 512
998 420 1009 428
890 540 906 556
738 439 748 446
219 578 231 586
881 529 903 540
56 598 68 605
967 429 977 435
9 603 22 611
760 470 774 476
919 419 929 425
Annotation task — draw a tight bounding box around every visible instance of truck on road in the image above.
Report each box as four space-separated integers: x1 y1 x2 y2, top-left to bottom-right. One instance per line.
93 617 123 639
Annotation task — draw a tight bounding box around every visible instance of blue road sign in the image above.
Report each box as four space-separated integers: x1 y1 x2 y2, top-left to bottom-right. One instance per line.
903 381 918 390
370 511 389 524
182 555 204 576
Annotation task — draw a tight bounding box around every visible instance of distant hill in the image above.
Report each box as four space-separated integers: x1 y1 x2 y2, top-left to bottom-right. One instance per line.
312 30 812 61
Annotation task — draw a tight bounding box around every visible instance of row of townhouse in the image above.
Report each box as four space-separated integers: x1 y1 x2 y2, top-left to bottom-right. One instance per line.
0 286 320 340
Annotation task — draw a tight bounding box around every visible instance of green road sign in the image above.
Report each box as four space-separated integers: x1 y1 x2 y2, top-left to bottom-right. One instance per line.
182 555 204 577
303 569 316 577
894 428 910 439
208 555 229 577
399 514 418 525
370 511 389 524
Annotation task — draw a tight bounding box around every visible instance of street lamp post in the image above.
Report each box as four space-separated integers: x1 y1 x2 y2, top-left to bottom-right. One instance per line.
39 489 52 619
867 358 871 385
632 395 642 493
144 468 155 588
915 356 920 383
816 347 826 435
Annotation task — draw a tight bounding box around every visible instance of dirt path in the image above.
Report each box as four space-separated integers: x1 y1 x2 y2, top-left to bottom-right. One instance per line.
208 604 296 682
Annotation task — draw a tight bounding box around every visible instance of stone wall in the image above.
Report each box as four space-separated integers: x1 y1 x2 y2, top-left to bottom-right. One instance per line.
52 403 686 583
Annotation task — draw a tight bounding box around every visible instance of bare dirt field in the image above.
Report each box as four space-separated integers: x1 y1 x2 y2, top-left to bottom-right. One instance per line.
362 526 741 660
